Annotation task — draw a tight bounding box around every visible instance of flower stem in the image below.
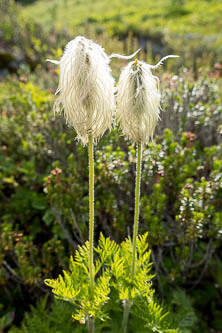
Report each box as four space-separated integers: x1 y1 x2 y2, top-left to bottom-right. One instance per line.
121 299 132 333
88 134 94 333
131 142 143 279
121 143 143 332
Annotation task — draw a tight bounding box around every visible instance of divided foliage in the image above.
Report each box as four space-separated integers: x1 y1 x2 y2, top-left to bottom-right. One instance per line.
27 234 181 332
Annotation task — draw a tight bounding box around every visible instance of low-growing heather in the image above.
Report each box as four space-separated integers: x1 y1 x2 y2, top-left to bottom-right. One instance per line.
0 67 221 331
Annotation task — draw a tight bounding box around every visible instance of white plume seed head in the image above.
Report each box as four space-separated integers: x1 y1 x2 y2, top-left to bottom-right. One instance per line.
47 36 115 145
116 55 179 144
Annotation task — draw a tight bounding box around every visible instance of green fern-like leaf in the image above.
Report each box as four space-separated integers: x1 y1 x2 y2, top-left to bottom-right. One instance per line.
44 234 118 326
96 233 119 264
110 233 179 332
166 289 197 331
9 297 79 333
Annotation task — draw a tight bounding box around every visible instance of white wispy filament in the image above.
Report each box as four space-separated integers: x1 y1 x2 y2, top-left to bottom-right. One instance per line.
47 36 115 145
116 56 179 144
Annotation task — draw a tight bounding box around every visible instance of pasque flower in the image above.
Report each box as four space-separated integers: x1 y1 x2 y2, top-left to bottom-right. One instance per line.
116 55 179 144
116 55 179 333
47 36 115 145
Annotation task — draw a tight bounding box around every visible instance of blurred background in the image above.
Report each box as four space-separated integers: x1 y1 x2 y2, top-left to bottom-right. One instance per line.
0 0 222 332
1 0 222 76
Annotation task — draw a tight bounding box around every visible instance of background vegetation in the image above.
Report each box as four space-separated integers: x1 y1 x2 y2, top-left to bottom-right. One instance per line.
0 0 222 332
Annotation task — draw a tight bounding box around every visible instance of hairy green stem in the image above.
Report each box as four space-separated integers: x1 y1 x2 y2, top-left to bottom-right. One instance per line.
121 300 132 333
131 142 143 279
121 143 143 333
88 135 94 333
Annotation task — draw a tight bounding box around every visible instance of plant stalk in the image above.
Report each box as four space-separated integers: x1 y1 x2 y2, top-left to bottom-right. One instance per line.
121 299 132 333
131 142 143 279
121 143 143 333
88 134 95 333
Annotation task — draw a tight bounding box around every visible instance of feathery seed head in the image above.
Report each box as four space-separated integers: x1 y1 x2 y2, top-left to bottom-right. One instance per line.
116 55 179 144
48 36 115 145
116 59 160 144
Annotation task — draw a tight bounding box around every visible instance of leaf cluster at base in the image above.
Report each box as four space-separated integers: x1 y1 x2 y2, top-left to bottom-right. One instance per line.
44 233 179 332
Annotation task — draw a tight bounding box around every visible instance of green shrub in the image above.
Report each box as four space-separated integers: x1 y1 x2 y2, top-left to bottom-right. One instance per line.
0 69 221 331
